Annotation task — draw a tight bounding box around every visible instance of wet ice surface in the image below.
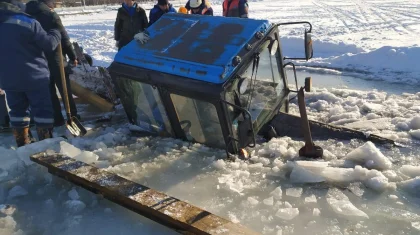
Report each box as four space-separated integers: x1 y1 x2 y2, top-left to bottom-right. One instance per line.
0 87 419 235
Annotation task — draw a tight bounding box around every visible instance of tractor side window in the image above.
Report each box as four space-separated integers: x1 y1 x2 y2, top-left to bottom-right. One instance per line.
170 94 225 149
115 77 173 135
237 46 285 124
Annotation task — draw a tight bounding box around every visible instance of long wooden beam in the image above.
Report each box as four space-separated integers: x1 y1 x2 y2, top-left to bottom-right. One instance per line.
30 152 259 235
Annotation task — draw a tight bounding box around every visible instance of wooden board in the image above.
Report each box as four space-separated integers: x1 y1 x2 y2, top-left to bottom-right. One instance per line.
30 152 260 235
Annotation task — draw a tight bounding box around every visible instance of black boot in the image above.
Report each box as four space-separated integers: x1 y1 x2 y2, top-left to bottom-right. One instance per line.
12 127 32 147
36 127 53 141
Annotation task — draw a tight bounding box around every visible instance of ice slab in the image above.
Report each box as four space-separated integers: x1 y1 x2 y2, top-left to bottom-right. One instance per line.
263 196 274 206
16 137 64 165
409 130 420 139
74 151 99 163
398 177 420 196
7 186 28 200
326 188 369 219
313 208 321 216
0 205 16 216
60 141 82 158
343 141 392 170
304 195 317 204
68 188 80 200
285 187 303 198
399 165 420 178
64 200 86 214
270 187 283 200
409 116 420 130
275 208 299 220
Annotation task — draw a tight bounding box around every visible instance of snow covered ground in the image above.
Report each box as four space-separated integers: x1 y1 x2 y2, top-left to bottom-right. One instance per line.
0 1 420 234
61 0 420 85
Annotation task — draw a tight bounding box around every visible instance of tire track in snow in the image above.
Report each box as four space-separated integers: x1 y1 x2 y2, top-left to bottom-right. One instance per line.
358 1 415 35
311 0 352 32
373 6 415 34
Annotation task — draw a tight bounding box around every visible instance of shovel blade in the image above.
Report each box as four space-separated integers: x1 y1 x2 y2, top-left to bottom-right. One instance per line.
66 117 87 137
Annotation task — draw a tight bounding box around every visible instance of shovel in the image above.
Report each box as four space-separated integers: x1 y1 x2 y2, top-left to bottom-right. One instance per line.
57 42 87 137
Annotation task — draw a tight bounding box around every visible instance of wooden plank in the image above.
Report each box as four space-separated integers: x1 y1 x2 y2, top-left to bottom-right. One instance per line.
30 152 260 235
70 80 114 112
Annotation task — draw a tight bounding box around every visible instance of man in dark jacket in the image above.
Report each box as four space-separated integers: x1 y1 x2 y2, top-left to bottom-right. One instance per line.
25 0 79 127
114 0 148 50
149 0 176 26
185 0 213 16
222 0 248 18
0 0 61 146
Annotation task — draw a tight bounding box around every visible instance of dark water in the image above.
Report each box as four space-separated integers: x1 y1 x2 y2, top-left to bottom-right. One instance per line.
288 68 419 95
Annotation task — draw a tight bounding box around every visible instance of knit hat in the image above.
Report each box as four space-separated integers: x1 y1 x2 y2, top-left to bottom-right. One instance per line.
189 0 202 8
157 0 168 6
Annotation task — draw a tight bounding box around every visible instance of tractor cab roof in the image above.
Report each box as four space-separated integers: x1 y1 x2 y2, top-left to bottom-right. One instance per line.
113 13 271 84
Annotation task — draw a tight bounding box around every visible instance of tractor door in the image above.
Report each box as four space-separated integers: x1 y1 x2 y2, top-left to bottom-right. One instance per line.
224 36 288 150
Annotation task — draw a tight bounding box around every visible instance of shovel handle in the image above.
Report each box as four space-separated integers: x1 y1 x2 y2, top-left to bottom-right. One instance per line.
57 42 72 119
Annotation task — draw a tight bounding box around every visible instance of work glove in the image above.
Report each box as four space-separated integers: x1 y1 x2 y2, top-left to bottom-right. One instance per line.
115 41 119 48
134 31 150 44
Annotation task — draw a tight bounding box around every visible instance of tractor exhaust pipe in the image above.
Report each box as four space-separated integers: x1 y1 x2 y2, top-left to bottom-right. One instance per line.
297 87 323 158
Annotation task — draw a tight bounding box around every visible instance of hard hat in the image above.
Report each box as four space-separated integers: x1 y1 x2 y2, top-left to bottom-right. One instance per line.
189 0 202 8
178 6 188 14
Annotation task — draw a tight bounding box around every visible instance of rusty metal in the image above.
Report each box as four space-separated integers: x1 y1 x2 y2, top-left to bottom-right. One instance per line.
297 87 323 158
30 152 260 235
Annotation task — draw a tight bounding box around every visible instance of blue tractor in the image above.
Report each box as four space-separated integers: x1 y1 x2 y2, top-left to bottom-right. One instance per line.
108 14 391 158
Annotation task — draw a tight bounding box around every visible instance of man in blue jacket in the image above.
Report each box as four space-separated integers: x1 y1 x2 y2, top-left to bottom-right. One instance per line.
0 0 61 147
149 0 176 26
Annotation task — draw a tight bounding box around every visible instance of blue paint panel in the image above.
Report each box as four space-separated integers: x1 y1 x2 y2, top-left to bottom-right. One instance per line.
114 14 271 84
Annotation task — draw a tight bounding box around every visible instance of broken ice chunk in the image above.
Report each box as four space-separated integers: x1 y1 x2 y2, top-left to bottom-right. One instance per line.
213 159 226 170
74 151 99 163
399 165 420 178
289 165 326 183
247 197 259 206
0 205 16 216
263 196 274 206
412 221 420 231
284 201 292 208
388 195 398 200
363 175 392 192
410 130 420 140
270 187 282 200
398 177 420 196
7 186 28 200
64 200 86 214
326 188 369 219
275 208 299 220
313 208 321 216
60 141 82 158
68 188 80 200
286 187 303 198
343 141 392 170
304 195 317 204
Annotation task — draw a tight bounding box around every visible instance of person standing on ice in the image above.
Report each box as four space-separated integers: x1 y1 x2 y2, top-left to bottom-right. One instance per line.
222 0 248 18
25 0 80 127
0 0 61 146
184 0 213 16
114 0 148 51
149 0 176 26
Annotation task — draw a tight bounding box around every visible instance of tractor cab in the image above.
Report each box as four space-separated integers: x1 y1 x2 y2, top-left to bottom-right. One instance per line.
108 14 313 155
